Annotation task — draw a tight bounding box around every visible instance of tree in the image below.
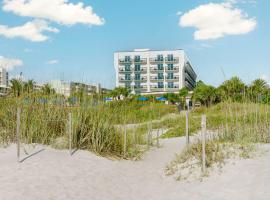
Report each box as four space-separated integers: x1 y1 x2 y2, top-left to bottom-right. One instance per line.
179 87 189 106
163 93 179 104
23 79 35 94
110 87 130 99
42 84 55 95
10 78 22 97
248 79 268 102
193 81 217 107
218 76 246 102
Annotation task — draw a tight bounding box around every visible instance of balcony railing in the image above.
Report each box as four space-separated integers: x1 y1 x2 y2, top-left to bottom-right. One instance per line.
149 58 164 64
165 58 179 63
150 86 164 91
119 77 132 82
119 68 132 73
118 59 133 65
150 76 164 82
134 85 147 90
150 68 164 73
133 58 147 65
134 68 147 73
134 77 147 82
166 67 179 72
166 76 179 81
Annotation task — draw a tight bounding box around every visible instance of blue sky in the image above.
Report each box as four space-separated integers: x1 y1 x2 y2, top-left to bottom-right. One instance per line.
0 0 269 89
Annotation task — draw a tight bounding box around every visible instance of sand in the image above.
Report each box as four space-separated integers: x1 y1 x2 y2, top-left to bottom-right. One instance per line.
0 137 270 200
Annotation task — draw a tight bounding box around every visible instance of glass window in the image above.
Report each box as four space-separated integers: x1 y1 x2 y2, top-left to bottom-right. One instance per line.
158 82 164 88
158 64 164 70
125 82 131 88
167 54 173 61
135 82 141 88
125 74 131 80
157 55 163 61
125 65 131 71
134 55 140 62
135 64 141 71
158 73 164 79
135 73 141 80
168 64 174 70
168 82 174 88
125 56 131 62
167 72 174 79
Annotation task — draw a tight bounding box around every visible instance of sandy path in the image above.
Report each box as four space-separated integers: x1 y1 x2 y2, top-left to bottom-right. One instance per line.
0 138 270 200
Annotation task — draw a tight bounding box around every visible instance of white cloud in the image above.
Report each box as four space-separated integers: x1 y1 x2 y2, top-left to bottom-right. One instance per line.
179 2 257 40
0 56 23 70
24 48 32 52
3 0 105 26
46 59 59 65
0 19 59 42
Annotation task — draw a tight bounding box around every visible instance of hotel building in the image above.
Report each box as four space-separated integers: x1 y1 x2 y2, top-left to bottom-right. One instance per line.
114 49 197 95
0 67 9 96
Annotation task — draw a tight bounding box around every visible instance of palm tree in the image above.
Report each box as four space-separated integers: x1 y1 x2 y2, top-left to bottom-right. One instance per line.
42 84 55 95
10 78 22 97
23 79 35 94
248 79 268 102
218 76 246 102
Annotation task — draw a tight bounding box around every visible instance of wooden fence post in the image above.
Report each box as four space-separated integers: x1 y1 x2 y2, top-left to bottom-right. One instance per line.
123 124 127 158
201 115 206 174
156 129 160 148
16 108 21 162
186 111 189 147
68 113 72 155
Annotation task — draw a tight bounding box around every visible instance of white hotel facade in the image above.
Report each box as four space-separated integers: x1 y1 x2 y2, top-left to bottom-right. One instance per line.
0 67 9 96
114 49 197 95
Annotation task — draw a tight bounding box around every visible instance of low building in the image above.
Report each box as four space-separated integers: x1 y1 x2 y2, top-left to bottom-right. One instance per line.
50 80 108 97
114 49 197 95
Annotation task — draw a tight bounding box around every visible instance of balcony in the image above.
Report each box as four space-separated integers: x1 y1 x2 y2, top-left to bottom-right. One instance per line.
166 67 179 72
150 67 164 73
166 76 179 82
150 76 164 82
118 59 133 65
133 58 147 65
134 67 147 74
134 77 147 82
119 68 132 73
165 58 179 64
149 58 164 64
134 85 147 91
119 77 132 82
150 85 164 91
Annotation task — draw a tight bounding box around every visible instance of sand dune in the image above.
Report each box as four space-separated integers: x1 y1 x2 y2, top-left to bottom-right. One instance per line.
0 138 270 200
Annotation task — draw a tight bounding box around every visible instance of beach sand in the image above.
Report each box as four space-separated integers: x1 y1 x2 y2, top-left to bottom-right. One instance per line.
0 137 270 200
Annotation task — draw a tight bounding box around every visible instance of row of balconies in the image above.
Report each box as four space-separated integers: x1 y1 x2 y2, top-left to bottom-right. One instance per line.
119 67 179 73
118 57 179 65
119 76 179 83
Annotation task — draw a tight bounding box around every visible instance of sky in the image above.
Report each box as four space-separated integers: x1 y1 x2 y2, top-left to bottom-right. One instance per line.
0 0 269 89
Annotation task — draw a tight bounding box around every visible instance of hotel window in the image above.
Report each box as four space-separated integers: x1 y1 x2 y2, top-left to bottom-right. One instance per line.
135 64 141 71
157 55 163 61
167 72 174 79
125 65 131 71
125 82 131 88
168 82 174 88
125 74 131 80
158 82 164 88
158 73 164 79
135 82 141 88
134 55 140 62
168 64 174 70
167 54 173 61
158 64 164 70
124 56 131 62
135 73 141 80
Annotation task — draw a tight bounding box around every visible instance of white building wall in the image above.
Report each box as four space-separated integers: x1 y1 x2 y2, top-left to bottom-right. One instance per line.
0 68 8 87
114 49 197 95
